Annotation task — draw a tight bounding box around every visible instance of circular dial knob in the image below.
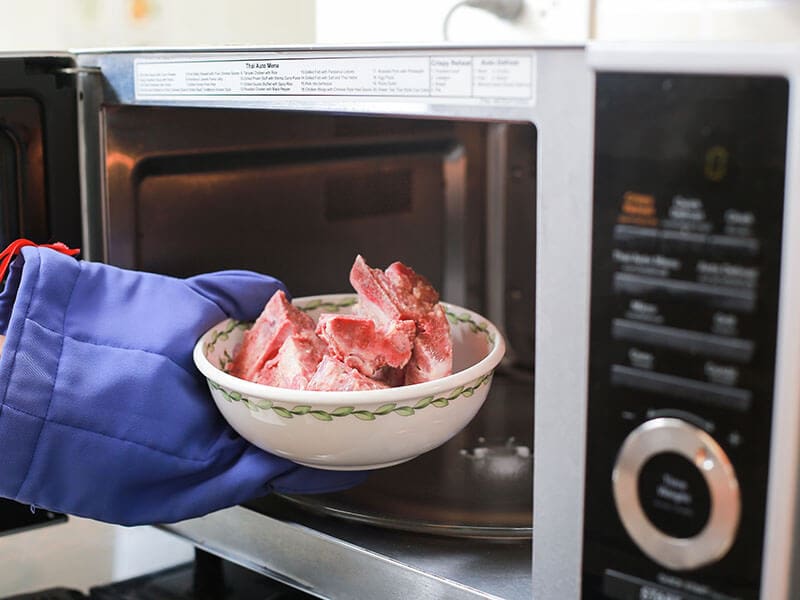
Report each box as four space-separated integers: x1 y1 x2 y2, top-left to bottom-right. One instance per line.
612 417 741 571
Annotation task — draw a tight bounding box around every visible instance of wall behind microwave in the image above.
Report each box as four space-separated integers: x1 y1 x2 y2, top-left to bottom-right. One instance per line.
0 0 315 50
317 0 800 44
3 0 798 53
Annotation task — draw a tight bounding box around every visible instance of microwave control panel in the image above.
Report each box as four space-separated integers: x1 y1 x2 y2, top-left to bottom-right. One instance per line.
582 73 789 599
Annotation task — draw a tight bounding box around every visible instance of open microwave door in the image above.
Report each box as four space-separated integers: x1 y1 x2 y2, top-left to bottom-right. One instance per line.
0 54 83 533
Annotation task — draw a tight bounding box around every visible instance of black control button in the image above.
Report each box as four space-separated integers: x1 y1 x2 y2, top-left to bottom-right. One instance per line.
603 570 706 600
707 234 760 258
613 272 757 313
612 225 760 260
610 365 752 412
638 452 711 539
613 224 659 251
660 229 706 254
612 319 755 363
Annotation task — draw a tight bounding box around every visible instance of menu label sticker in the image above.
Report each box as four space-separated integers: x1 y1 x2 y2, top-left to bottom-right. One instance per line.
134 55 535 104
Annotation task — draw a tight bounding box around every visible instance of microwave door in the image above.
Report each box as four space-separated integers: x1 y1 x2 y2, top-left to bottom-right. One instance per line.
0 54 81 534
0 55 82 250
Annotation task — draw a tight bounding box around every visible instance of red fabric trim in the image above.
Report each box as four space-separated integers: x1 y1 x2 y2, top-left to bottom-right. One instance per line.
0 239 81 282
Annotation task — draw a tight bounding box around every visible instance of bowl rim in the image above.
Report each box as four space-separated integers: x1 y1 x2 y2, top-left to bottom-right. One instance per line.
193 293 506 406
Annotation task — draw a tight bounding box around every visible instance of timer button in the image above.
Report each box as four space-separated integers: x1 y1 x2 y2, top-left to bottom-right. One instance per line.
613 224 659 251
611 319 755 364
612 417 741 571
610 365 752 413
613 272 757 313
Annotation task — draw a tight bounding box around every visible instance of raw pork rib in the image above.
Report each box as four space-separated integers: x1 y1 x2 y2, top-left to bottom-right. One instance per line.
306 355 390 391
228 290 316 381
256 330 327 389
229 256 453 390
316 314 416 378
350 255 453 384
347 255 403 324
404 304 453 385
384 260 440 320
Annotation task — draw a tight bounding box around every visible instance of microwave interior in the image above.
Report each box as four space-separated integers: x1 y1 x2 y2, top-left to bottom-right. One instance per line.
101 105 537 537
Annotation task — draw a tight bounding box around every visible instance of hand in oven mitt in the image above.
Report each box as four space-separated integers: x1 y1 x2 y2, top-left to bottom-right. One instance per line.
0 243 365 526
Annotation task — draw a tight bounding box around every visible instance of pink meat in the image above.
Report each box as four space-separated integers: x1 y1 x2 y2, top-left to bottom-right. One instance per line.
384 260 439 320
231 256 453 391
316 313 416 377
255 330 326 390
306 355 390 391
404 304 453 385
349 255 403 324
349 255 441 324
229 290 316 382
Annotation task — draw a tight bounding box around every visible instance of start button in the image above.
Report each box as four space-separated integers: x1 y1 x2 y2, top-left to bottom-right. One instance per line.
612 417 741 571
638 452 712 539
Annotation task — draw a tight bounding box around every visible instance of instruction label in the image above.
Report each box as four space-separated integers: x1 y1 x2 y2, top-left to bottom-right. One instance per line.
134 55 534 103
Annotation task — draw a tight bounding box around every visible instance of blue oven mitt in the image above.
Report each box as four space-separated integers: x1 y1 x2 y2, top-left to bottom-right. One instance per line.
0 244 365 526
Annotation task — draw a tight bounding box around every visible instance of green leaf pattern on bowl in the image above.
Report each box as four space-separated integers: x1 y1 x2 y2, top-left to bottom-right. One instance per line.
203 295 497 421
205 320 250 370
445 309 496 344
207 371 493 421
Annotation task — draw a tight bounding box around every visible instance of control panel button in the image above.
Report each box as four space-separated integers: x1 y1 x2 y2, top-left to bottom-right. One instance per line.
613 224 659 251
603 569 707 600
638 452 712 539
660 229 706 254
614 273 756 313
612 319 755 363
612 225 760 258
611 365 752 412
612 418 741 571
707 234 760 258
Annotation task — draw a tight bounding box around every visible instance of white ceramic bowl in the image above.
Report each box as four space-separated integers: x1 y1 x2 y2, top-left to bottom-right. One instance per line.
193 294 506 470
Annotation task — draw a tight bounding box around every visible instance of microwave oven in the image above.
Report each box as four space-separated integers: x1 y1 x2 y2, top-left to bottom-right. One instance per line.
0 42 798 600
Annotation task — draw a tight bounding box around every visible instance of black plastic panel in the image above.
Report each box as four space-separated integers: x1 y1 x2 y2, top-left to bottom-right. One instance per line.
0 56 80 536
0 129 20 242
582 73 789 599
0 497 66 536
0 57 81 248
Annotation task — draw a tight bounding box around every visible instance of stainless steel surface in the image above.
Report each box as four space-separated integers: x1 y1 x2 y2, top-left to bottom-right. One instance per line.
498 124 537 370
280 372 533 539
442 142 469 307
759 46 800 600
76 62 105 262
76 48 539 120
484 122 538 369
612 417 741 571
485 123 510 338
161 499 531 600
531 48 593 600
95 105 506 307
